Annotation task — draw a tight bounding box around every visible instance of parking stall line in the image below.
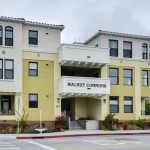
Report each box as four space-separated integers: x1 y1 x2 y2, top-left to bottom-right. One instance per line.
23 140 56 150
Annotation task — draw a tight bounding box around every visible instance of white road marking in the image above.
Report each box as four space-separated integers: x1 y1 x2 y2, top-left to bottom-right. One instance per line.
0 148 20 150
23 140 56 150
0 145 16 147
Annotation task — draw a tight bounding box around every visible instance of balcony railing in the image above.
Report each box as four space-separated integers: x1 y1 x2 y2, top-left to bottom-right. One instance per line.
58 44 109 68
59 76 110 97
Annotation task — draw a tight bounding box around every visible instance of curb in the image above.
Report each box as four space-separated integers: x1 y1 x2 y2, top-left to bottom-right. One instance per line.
16 132 150 139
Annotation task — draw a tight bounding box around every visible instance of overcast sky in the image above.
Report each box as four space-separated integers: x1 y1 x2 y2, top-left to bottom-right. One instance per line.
1 0 150 43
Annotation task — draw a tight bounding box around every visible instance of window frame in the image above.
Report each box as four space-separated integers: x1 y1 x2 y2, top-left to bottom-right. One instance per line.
123 41 132 58
29 62 38 76
109 68 119 85
109 96 119 113
123 69 132 86
4 59 14 79
29 30 38 45
5 26 13 46
142 43 148 60
29 94 38 108
0 26 3 45
0 59 3 79
124 96 133 113
142 70 148 86
109 39 118 57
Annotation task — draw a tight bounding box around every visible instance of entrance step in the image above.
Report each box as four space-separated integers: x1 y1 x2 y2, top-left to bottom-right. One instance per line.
69 121 83 130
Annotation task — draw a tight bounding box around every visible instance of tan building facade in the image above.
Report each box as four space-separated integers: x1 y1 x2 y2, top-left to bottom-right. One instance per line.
0 17 150 122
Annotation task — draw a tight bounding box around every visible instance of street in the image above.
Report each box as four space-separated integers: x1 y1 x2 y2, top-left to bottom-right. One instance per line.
0 135 150 150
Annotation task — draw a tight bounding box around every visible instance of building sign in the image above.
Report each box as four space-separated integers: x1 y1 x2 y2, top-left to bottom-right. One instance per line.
59 77 110 95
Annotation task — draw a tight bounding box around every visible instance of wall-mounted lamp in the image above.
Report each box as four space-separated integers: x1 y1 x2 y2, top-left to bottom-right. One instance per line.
57 98 60 103
103 99 106 103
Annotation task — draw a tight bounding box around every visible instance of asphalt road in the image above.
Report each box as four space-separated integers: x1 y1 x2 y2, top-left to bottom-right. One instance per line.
1 135 150 150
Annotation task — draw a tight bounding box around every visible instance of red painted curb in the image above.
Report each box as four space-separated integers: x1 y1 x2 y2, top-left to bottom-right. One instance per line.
16 132 150 139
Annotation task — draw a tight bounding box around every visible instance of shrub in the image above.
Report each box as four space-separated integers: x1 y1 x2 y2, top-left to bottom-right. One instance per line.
54 116 67 132
103 114 116 130
136 118 147 129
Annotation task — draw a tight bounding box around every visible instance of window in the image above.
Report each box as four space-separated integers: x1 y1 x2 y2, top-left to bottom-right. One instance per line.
5 26 13 46
124 96 133 113
142 43 148 59
29 94 38 108
109 96 119 113
109 40 118 57
29 30 38 45
109 68 119 85
124 69 132 85
5 59 14 79
0 59 3 79
142 70 148 86
123 41 132 58
0 26 2 45
29 62 38 76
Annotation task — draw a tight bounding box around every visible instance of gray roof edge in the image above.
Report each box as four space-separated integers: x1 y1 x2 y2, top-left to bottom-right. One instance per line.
0 16 64 31
84 30 150 44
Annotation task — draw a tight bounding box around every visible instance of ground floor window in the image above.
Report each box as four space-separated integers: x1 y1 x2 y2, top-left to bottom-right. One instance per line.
109 96 119 113
29 94 38 108
1 96 11 113
124 96 133 113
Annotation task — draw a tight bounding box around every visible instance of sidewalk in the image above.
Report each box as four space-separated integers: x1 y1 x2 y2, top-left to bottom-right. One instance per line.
15 130 150 139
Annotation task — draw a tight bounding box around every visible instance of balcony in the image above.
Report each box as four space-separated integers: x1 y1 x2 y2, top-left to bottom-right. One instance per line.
59 76 110 98
58 44 109 68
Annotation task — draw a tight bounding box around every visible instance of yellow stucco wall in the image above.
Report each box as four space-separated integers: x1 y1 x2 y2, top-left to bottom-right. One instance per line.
23 59 55 121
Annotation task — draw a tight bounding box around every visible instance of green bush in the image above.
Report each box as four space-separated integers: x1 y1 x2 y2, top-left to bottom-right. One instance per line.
136 118 147 129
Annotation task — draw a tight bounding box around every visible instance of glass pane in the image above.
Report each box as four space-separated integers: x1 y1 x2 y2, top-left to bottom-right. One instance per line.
29 31 37 38
110 49 118 57
123 50 132 58
124 96 132 101
29 63 37 69
110 105 118 113
0 60 2 69
110 40 117 49
5 38 13 46
124 69 132 77
109 68 117 76
0 37 2 45
142 71 148 78
5 60 13 69
124 106 132 113
5 70 13 79
29 38 38 45
123 42 132 50
0 70 2 79
124 78 131 85
0 30 2 37
110 77 117 85
110 100 118 105
29 70 37 76
30 94 37 101
124 100 132 105
143 79 148 86
6 31 13 38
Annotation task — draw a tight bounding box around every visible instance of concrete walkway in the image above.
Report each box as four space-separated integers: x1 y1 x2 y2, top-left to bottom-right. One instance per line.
14 130 150 139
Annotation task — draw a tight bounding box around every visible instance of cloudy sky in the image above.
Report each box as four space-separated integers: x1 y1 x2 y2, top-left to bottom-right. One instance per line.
1 0 150 43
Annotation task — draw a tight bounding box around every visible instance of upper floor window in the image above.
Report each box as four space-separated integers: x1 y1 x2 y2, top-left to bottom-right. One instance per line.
123 69 132 86
109 68 119 85
0 59 3 79
142 70 148 86
0 26 2 45
142 43 148 59
123 41 132 58
109 40 118 57
5 26 13 46
5 59 14 79
29 30 38 45
29 94 38 108
109 96 119 113
29 62 38 76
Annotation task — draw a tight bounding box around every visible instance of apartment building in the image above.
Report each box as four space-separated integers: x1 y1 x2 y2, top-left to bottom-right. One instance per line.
0 16 150 122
